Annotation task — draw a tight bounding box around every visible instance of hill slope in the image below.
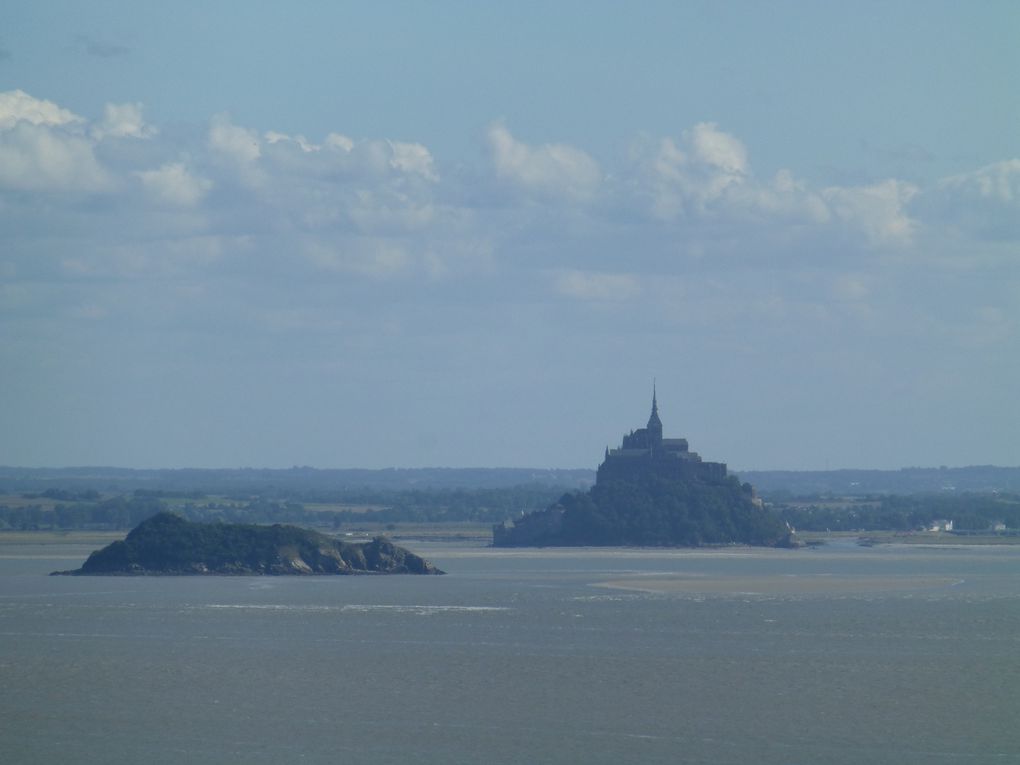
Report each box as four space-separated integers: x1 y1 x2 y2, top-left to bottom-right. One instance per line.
494 474 793 547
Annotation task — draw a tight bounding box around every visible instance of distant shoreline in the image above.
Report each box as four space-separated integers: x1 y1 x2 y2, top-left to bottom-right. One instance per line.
9 527 1020 550
2 464 1020 495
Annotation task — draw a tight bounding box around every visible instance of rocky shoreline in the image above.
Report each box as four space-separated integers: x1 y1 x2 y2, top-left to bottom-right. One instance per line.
52 512 444 576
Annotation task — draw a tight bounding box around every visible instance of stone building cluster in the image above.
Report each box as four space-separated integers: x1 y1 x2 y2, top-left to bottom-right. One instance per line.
596 388 728 485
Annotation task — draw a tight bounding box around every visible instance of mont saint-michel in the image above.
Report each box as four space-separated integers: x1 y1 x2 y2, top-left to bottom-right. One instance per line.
493 391 793 547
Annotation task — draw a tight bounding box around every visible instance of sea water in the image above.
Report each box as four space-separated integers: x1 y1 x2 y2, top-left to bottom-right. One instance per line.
2 538 1019 764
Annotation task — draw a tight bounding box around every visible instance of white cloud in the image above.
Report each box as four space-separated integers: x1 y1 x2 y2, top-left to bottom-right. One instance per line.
688 121 748 176
209 114 261 163
4 87 1019 473
249 134 444 241
208 114 263 187
137 162 212 206
325 132 354 152
264 130 318 152
0 89 82 128
746 169 831 224
635 121 929 249
388 140 439 181
922 159 1020 240
940 159 1020 204
0 121 111 192
260 129 438 188
645 122 750 217
1 88 1016 309
636 123 835 237
554 270 641 301
0 91 111 192
487 123 601 201
92 102 156 140
823 179 918 246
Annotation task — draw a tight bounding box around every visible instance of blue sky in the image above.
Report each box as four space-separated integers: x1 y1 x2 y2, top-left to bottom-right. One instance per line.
1 1 1018 470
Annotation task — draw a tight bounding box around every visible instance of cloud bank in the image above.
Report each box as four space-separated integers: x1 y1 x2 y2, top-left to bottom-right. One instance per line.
1 89 1017 469
4 90 1012 278
2 89 1015 343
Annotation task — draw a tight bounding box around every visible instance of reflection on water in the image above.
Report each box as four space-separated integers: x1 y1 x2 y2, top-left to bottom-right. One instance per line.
2 539 1020 764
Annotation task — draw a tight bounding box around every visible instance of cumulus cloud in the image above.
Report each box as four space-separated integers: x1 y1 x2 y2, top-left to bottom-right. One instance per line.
206 113 270 191
941 159 1020 204
0 121 110 192
687 120 749 179
325 132 354 152
264 130 318 153
921 159 1020 240
487 122 601 201
388 140 439 181
822 179 918 246
1 87 1016 308
0 89 82 128
632 122 929 250
0 91 157 192
4 87 1018 473
258 128 438 188
637 122 831 230
137 162 212 206
92 102 157 140
643 122 750 217
740 169 830 224
209 113 261 163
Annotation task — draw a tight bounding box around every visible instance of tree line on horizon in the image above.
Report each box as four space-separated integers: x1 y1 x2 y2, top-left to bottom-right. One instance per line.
775 492 1020 532
0 485 566 531
2 484 1019 534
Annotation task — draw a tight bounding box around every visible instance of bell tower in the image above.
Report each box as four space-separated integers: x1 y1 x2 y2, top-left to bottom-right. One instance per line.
646 383 663 447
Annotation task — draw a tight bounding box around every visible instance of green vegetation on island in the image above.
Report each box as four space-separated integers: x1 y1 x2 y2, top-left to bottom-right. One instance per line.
52 512 444 576
493 474 792 547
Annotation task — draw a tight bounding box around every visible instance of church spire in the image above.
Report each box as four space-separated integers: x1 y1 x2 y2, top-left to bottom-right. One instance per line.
647 382 663 443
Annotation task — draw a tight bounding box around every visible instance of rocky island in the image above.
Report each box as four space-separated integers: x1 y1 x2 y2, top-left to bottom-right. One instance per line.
52 512 444 575
493 390 794 548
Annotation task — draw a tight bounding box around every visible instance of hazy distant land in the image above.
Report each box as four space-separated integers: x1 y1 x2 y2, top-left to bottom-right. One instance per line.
3 464 1019 495
2 464 1019 539
0 466 595 494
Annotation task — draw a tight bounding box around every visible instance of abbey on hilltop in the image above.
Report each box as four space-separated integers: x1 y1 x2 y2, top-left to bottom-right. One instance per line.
597 386 727 485
492 388 792 548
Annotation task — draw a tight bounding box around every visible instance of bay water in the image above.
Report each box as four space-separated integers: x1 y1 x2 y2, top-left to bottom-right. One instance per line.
2 537 1019 764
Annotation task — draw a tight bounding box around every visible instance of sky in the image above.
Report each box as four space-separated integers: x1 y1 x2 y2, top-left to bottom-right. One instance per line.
1 1 1018 471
